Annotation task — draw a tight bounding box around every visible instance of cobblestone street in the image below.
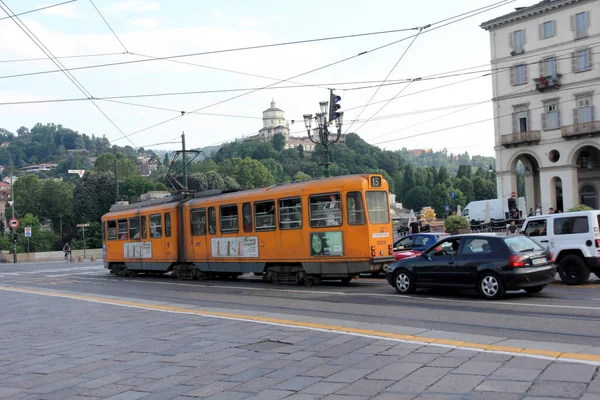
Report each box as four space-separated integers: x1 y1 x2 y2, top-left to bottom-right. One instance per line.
1 289 599 400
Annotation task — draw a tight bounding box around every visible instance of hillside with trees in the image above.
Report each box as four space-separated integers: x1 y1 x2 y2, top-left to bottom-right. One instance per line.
0 123 497 253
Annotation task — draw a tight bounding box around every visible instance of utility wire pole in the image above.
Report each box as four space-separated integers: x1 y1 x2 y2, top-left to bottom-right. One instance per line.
182 132 188 190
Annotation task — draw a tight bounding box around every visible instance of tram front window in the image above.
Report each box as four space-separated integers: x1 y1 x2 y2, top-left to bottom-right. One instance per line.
366 191 390 224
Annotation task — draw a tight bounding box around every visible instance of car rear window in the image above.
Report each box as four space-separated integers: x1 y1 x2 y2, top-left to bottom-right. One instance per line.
503 236 543 253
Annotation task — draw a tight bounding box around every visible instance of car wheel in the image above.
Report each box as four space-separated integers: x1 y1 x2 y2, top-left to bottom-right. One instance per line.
478 272 505 300
524 285 545 294
558 255 590 285
393 269 415 294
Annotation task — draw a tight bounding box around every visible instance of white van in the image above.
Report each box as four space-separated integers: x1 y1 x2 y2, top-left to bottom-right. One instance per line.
463 197 526 222
522 210 600 285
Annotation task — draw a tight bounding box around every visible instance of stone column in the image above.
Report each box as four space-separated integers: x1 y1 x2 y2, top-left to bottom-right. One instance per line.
496 170 517 199
561 167 579 211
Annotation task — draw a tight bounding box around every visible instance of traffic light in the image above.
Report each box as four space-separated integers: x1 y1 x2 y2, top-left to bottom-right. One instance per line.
12 237 17 245
329 91 342 122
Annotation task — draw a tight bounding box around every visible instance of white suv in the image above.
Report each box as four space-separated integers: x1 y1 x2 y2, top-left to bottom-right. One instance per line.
522 210 600 285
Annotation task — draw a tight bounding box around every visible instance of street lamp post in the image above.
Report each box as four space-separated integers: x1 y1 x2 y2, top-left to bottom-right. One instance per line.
303 90 344 178
3 148 16 264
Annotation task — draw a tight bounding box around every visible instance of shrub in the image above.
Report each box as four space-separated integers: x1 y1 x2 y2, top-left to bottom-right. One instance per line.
568 204 594 212
444 215 469 232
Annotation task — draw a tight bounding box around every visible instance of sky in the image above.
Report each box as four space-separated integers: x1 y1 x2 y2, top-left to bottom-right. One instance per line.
0 0 537 157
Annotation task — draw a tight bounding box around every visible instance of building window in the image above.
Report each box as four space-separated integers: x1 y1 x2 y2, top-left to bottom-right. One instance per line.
510 30 524 54
542 102 560 130
573 49 591 72
511 64 527 85
575 12 589 38
576 96 594 124
541 21 554 39
512 106 530 133
544 57 556 77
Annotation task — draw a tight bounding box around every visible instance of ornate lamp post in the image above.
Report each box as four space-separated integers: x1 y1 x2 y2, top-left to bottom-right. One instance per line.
303 91 344 178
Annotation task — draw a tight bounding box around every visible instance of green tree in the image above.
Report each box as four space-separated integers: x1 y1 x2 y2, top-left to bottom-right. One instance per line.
119 176 169 199
71 221 103 250
12 174 42 218
220 157 275 189
260 158 287 183
430 183 451 217
456 177 475 203
14 213 60 252
293 171 312 181
271 133 286 152
39 179 74 236
73 172 116 225
436 166 451 185
403 186 430 211
94 152 138 180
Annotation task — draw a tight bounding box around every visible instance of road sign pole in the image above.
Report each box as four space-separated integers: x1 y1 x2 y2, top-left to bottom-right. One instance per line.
27 237 29 262
83 226 86 260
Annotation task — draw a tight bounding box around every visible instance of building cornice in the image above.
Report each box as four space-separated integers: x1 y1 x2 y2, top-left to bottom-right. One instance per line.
480 0 585 31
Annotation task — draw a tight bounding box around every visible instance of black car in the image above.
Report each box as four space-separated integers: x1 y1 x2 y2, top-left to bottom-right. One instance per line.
386 233 557 300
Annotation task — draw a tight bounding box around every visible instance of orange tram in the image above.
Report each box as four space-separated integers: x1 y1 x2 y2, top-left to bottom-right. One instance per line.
101 174 395 285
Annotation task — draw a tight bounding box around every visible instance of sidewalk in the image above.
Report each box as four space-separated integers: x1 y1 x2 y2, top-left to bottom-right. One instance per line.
0 288 599 400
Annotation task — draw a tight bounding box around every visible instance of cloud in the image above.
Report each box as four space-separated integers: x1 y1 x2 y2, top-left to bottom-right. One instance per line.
129 18 160 28
211 10 223 18
39 3 86 19
102 1 160 15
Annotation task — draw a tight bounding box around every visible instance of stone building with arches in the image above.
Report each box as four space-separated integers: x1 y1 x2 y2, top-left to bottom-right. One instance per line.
481 0 599 212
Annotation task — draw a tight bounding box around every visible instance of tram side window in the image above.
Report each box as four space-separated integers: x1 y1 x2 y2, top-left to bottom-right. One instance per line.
165 212 172 237
141 216 147 239
208 207 216 235
242 203 252 233
220 205 239 234
191 208 207 235
347 192 366 225
129 217 140 239
255 201 276 231
279 197 302 230
107 220 116 240
149 214 162 238
117 219 128 240
309 193 342 228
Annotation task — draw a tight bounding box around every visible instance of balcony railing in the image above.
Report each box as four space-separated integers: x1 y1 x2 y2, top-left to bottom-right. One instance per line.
562 121 600 138
501 131 541 147
533 75 561 92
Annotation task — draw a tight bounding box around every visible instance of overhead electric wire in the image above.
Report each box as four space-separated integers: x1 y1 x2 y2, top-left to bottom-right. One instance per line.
113 0 515 143
130 52 329 90
0 0 135 147
98 98 261 120
370 79 600 147
365 47 598 144
0 51 127 63
343 26 426 134
88 0 128 53
0 0 77 21
0 25 429 80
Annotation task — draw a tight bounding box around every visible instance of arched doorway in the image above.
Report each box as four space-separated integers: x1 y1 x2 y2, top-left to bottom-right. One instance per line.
581 184 597 209
510 153 541 214
572 145 600 210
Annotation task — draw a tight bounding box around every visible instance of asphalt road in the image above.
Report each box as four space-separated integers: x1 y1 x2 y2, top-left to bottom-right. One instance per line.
2 261 600 347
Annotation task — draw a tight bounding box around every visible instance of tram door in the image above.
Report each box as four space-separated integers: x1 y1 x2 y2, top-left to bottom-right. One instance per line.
189 208 209 268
